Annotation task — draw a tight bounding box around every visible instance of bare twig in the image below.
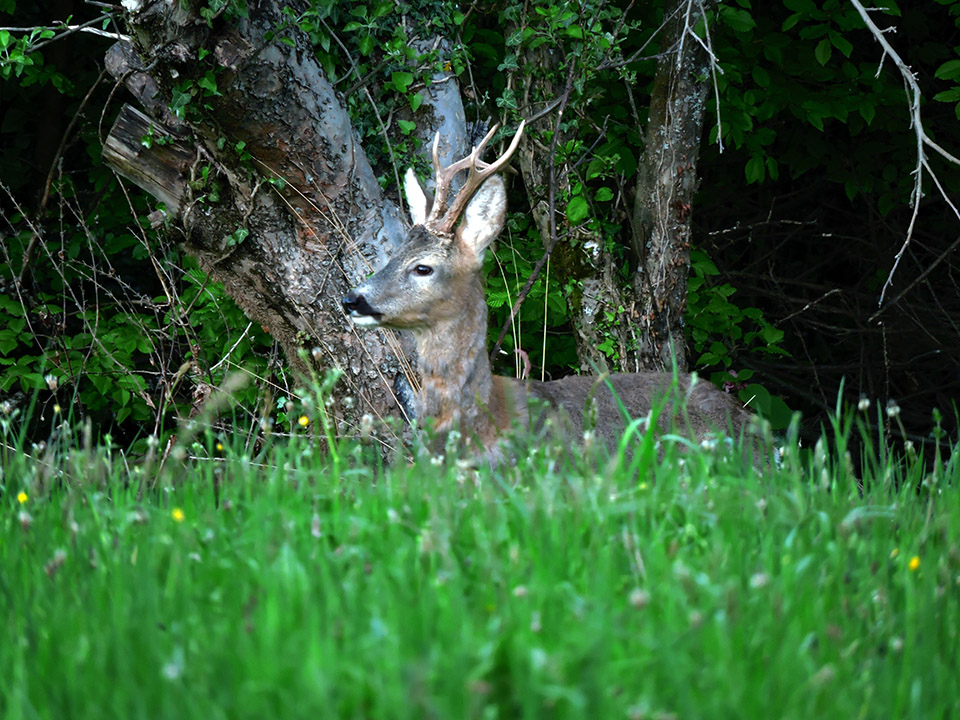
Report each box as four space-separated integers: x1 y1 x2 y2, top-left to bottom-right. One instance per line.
0 16 130 49
489 60 578 363
848 0 960 305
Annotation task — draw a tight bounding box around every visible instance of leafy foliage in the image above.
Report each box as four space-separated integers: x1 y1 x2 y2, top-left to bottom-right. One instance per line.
3 0 960 443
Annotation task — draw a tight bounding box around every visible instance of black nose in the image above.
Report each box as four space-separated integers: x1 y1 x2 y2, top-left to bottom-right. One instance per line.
342 290 380 318
340 290 367 315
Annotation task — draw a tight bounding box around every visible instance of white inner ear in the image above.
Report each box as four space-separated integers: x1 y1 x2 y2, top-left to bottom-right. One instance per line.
458 176 506 259
404 168 429 226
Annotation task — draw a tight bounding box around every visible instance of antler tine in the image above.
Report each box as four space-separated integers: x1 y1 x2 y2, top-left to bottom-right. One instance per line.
429 120 526 234
430 131 442 187
426 124 501 225
473 119 525 177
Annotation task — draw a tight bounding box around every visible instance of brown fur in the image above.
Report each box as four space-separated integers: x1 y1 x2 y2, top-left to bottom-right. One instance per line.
343 168 754 465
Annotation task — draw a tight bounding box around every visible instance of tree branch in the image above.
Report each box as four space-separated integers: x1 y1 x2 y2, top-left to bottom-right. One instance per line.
849 0 960 305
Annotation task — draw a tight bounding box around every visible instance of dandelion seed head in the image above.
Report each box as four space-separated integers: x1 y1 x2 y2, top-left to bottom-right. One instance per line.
750 572 770 589
629 588 651 609
529 647 547 671
360 413 374 438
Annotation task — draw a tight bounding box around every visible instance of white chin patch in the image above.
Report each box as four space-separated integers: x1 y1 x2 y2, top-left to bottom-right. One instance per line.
351 315 381 328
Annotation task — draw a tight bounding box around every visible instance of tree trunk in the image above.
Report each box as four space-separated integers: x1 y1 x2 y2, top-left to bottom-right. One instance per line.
103 0 465 445
631 0 716 371
513 43 637 376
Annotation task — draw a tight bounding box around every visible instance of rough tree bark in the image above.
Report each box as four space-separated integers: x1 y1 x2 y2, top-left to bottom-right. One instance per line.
102 0 467 444
631 0 717 371
512 42 639 376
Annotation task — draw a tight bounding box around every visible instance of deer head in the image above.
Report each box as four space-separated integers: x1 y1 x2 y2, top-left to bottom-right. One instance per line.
342 122 525 331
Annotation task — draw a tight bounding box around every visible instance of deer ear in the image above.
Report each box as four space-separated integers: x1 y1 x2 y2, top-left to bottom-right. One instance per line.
458 175 506 258
404 168 430 226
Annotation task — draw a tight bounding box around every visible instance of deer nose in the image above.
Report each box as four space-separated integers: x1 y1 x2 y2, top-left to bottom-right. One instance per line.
342 290 362 313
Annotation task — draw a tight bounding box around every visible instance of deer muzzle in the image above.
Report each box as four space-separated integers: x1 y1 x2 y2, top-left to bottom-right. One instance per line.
342 290 383 327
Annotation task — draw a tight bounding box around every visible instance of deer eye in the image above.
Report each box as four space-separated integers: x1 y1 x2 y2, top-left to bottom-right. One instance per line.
413 264 434 277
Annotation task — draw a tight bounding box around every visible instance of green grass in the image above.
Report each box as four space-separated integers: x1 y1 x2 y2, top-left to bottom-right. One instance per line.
1 413 959 719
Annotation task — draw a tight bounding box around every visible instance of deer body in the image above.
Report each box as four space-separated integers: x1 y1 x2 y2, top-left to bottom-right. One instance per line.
343 123 751 463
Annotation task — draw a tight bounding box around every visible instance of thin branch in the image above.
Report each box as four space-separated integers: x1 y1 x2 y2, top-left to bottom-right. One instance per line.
489 59 578 363
848 0 960 304
868 234 960 323
694 0 724 152
1 16 130 49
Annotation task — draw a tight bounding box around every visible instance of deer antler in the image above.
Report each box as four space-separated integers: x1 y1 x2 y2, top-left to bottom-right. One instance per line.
424 120 526 235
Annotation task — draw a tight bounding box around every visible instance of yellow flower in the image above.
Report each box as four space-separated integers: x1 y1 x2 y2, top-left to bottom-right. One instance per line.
908 556 920 572
216 442 224 452
172 508 185 523
17 491 28 505
298 415 310 427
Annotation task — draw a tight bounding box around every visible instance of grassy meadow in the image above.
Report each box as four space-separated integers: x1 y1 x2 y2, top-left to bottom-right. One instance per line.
2 403 959 719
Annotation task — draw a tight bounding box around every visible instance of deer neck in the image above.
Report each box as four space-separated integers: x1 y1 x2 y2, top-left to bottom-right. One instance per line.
414 282 499 441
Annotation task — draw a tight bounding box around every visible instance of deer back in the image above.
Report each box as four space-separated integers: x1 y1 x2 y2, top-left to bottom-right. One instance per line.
527 372 752 445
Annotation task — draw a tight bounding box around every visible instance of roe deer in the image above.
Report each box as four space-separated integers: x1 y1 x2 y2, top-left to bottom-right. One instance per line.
342 122 753 464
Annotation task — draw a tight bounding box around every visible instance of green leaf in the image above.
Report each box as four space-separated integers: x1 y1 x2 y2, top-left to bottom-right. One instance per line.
765 156 779 180
829 30 853 57
391 71 414 93
594 187 614 202
409 93 423 112
398 119 416 136
358 34 374 56
197 70 220 96
935 59 960 81
566 196 589 224
814 38 831 66
721 7 756 33
858 100 876 124
782 13 802 31
745 155 765 184
343 21 363 32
